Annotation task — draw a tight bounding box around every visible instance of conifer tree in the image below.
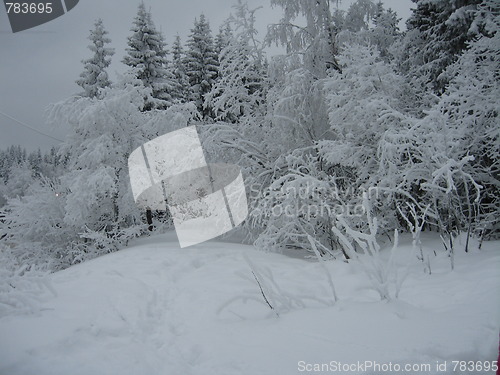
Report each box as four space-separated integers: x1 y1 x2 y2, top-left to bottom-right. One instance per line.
399 0 484 94
123 3 176 110
171 35 191 103
76 18 114 98
184 14 219 118
215 23 233 56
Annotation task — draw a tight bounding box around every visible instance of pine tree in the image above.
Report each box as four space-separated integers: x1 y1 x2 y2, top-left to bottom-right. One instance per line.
123 3 176 110
184 14 219 118
76 18 114 98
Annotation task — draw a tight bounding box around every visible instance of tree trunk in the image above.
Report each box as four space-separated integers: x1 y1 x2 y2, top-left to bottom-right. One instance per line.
146 208 153 231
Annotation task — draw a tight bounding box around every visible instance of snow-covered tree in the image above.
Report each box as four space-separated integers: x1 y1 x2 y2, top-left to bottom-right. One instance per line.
49 79 152 254
343 0 378 32
184 14 219 118
2 161 34 200
398 0 485 94
252 42 415 253
0 177 76 270
267 0 342 77
375 3 499 241
0 146 67 207
215 23 233 56
370 2 400 59
123 3 176 110
434 3 500 238
205 1 266 122
171 35 191 102
322 43 412 183
250 146 344 256
243 0 345 252
76 18 114 98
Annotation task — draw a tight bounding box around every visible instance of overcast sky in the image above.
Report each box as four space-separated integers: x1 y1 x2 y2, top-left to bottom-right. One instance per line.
0 0 413 151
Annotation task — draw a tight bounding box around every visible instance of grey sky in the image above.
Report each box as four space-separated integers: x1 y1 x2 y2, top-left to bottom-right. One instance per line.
0 0 413 151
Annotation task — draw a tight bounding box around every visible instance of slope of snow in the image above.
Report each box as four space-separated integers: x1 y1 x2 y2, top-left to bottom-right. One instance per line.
0 232 499 375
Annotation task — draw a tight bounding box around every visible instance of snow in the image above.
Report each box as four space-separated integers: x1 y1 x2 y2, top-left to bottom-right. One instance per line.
0 232 499 375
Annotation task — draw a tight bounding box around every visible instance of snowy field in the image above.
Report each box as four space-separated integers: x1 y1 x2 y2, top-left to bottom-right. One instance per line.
0 232 499 375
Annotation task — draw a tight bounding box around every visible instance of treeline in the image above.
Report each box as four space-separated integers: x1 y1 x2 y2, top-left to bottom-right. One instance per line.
0 146 66 206
0 0 498 271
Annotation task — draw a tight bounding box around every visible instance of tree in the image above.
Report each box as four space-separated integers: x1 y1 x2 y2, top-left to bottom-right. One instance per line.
76 18 114 98
214 23 233 56
375 2 499 242
343 0 378 33
435 2 500 238
398 0 485 94
370 2 400 59
0 177 75 270
171 35 191 103
205 1 266 122
184 14 219 118
266 0 342 77
322 43 412 183
3 161 34 200
123 3 176 110
243 0 345 253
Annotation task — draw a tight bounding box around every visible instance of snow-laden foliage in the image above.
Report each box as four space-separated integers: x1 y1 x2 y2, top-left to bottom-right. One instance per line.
184 14 219 118
369 2 400 59
0 177 75 269
376 9 499 240
398 0 489 94
343 0 378 32
205 1 266 122
2 0 498 277
267 0 342 76
0 244 56 317
323 43 412 176
251 146 342 255
1 161 34 200
170 35 191 103
123 3 178 110
76 18 114 99
437 7 500 238
332 194 405 301
1 73 199 269
0 146 67 209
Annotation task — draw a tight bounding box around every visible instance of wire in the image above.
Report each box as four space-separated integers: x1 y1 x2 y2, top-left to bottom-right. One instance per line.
0 109 64 143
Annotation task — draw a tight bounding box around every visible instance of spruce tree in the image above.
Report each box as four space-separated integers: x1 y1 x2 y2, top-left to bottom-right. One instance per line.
184 14 219 118
215 23 232 56
76 18 114 98
400 0 485 94
123 3 176 110
171 35 191 103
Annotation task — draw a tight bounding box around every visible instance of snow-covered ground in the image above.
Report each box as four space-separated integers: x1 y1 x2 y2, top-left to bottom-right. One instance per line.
1 232 499 375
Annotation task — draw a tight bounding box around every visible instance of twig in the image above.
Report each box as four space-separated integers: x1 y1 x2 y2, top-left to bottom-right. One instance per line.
251 270 279 317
